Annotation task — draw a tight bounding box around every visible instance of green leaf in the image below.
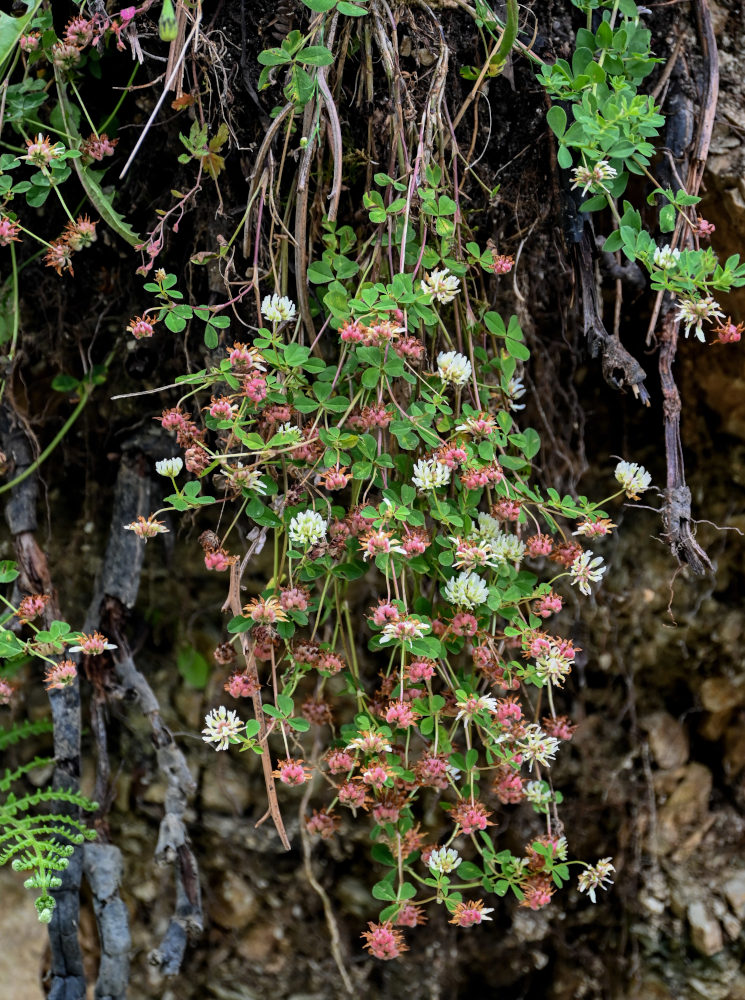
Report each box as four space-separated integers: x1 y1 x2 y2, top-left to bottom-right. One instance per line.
337 0 368 14
51 374 80 394
176 646 209 689
301 0 337 9
372 880 397 901
258 48 293 66
659 203 675 233
296 46 335 67
546 105 567 138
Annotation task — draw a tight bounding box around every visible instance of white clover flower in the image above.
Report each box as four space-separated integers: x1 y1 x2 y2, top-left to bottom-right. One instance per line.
288 509 328 548
578 858 615 903
437 350 472 386
614 460 652 499
524 779 552 808
261 293 296 324
516 723 561 770
506 376 526 410
569 550 606 596
276 422 303 442
652 244 680 271
675 295 725 341
155 456 183 477
492 532 525 565
412 457 452 492
428 847 462 875
570 160 618 194
474 512 502 541
421 267 461 304
443 570 490 609
202 706 244 751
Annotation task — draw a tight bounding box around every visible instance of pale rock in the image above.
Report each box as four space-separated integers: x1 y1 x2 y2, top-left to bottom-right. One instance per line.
687 901 724 956
700 676 743 713
722 870 745 918
655 763 712 852
642 712 689 770
210 870 260 930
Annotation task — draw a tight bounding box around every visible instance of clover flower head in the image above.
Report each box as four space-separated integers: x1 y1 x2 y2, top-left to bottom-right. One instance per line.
570 159 618 194
455 693 498 722
524 779 553 807
443 570 489 609
516 724 561 770
569 550 606 596
428 847 462 875
412 457 451 492
124 514 169 540
421 267 461 303
449 900 494 926
202 706 244 751
614 460 652 499
261 293 296 324
652 244 680 271
578 857 616 903
437 350 472 386
155 457 183 477
379 616 430 646
506 376 526 410
288 509 328 548
276 422 303 442
675 295 725 341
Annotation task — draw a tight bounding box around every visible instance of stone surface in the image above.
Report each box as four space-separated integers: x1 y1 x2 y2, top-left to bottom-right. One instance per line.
722 871 745 919
210 871 260 930
642 712 689 770
687 901 724 957
699 677 744 713
656 763 712 853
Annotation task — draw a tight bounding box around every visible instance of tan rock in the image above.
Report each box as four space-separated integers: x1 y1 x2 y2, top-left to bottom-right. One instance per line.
700 677 744 713
722 871 745 919
687 901 724 956
642 712 689 770
656 763 712 852
210 870 259 930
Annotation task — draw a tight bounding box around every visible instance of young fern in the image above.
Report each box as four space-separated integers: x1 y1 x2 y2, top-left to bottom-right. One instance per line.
0 721 97 922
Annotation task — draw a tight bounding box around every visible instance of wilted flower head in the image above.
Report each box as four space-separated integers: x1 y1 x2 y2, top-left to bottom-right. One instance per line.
123 515 169 540
69 632 117 656
361 921 408 960
449 899 494 926
437 350 472 386
261 294 296 324
44 660 77 691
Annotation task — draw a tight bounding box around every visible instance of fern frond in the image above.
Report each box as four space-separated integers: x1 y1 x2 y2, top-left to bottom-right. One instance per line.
0 719 54 751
